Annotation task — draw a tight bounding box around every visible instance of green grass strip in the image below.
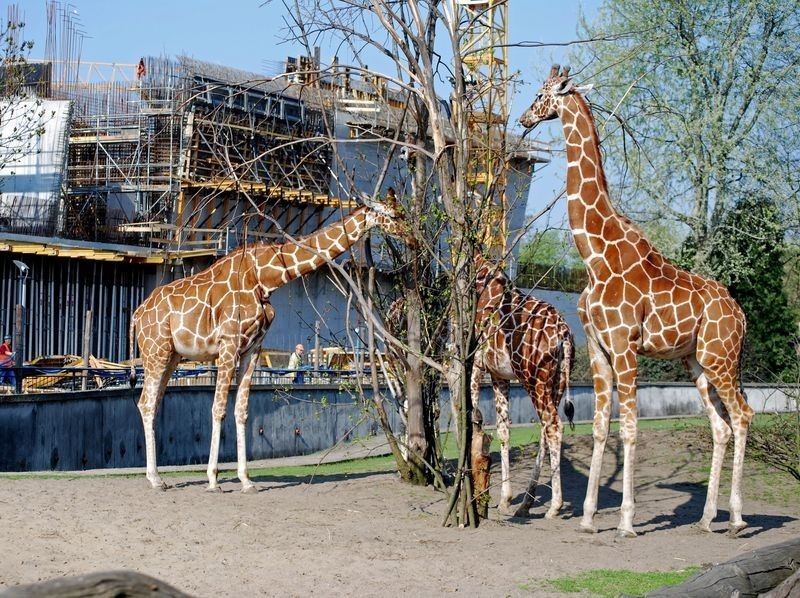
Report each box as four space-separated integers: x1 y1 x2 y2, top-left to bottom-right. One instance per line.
527 567 700 597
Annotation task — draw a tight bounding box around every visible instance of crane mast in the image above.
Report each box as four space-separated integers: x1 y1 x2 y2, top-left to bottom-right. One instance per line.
458 0 509 257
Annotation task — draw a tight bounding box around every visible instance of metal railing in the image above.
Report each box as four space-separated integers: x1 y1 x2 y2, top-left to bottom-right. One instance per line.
0 365 384 395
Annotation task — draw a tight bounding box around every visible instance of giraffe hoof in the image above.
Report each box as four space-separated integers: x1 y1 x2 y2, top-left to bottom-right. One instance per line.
205 485 223 493
241 484 258 494
148 480 167 492
694 521 712 534
727 522 747 538
512 505 532 518
616 527 637 539
544 508 561 520
578 522 597 534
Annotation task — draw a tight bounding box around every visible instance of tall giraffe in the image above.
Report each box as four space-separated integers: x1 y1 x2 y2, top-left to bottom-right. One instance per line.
129 196 412 492
472 257 574 518
519 66 752 537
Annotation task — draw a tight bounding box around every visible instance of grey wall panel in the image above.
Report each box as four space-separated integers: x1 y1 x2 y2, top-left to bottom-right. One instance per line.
0 382 792 472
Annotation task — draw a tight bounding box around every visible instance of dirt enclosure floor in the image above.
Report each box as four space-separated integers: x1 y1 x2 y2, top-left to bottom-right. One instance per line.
0 427 798 597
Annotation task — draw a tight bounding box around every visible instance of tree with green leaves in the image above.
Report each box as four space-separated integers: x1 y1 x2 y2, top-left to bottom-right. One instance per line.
707 195 799 382
573 0 800 281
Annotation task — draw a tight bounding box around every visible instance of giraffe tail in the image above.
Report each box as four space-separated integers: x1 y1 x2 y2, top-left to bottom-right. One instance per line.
128 311 137 389
558 326 575 430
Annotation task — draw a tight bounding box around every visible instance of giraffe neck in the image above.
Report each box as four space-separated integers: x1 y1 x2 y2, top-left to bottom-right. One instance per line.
268 207 371 285
559 93 621 263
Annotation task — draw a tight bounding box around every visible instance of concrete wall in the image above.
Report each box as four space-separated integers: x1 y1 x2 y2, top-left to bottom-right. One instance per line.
0 382 794 472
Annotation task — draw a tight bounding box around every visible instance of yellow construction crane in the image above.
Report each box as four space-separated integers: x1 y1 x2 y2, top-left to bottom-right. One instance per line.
458 0 509 257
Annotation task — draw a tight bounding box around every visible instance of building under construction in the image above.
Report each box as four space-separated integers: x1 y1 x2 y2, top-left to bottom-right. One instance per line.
0 3 548 364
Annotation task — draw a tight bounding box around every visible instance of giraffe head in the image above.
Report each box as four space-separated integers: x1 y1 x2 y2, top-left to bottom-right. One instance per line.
362 187 416 246
519 65 592 130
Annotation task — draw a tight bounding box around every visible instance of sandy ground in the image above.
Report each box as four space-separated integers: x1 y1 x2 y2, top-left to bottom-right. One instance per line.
0 427 798 597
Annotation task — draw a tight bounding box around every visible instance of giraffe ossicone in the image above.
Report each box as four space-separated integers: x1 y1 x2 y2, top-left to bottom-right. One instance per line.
520 66 752 537
472 257 574 518
129 193 413 492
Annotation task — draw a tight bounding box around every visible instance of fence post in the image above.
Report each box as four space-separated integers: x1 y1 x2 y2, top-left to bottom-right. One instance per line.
314 320 321 372
82 310 92 391
14 305 23 394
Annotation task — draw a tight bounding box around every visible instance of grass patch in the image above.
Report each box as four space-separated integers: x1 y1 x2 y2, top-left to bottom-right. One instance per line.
245 455 397 479
524 567 700 597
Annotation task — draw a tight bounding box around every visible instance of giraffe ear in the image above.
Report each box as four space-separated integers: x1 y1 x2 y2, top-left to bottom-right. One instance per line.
359 191 377 209
574 83 594 95
555 79 574 95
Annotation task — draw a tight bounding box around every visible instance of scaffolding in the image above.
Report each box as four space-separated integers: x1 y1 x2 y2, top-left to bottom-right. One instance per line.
38 54 338 256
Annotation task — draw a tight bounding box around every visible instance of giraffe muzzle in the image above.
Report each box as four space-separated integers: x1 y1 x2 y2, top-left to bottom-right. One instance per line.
520 121 539 137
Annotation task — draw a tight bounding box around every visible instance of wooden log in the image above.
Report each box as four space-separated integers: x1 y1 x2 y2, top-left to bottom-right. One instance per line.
646 536 800 597
1 570 193 597
761 569 800 598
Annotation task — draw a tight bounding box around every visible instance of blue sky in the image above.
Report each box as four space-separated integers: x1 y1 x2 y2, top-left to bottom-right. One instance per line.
16 0 602 231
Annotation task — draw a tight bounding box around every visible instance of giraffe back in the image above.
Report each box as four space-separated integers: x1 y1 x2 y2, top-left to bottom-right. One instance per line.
475 261 574 413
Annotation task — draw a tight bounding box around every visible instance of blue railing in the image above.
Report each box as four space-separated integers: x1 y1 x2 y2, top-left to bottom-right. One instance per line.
0 365 380 394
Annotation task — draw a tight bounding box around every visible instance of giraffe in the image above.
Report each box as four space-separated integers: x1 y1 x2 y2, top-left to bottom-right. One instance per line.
128 195 412 492
472 257 574 518
519 65 752 537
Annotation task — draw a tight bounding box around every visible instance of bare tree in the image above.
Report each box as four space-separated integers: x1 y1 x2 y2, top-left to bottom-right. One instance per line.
269 0 519 527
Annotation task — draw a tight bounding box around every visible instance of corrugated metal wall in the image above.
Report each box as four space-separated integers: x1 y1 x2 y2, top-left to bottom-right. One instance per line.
0 255 152 362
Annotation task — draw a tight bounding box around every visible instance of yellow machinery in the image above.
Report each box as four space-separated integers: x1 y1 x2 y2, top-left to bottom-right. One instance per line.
458 0 509 257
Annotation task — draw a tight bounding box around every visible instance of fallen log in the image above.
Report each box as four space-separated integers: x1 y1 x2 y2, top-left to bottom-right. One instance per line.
646 536 800 597
761 568 800 598
0 570 192 597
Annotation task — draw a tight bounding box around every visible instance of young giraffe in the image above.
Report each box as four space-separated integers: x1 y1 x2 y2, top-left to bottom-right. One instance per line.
129 196 412 492
472 257 574 518
519 66 752 537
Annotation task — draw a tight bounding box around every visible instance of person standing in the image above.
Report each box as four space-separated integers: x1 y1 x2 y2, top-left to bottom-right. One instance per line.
288 343 305 384
0 335 15 386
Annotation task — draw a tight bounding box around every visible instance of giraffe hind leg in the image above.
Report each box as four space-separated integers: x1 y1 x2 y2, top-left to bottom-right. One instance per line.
686 355 753 535
513 428 545 517
514 382 563 518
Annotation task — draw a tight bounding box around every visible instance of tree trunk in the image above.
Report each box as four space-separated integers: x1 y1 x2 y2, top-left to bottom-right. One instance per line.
403 279 429 485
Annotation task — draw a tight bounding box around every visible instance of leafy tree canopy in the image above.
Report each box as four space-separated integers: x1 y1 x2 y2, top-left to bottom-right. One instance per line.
572 0 800 280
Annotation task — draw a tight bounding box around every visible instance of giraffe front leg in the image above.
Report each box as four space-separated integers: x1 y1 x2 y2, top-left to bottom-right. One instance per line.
139 410 166 491
492 379 513 513
207 364 235 492
234 350 259 494
580 335 613 534
613 350 639 538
